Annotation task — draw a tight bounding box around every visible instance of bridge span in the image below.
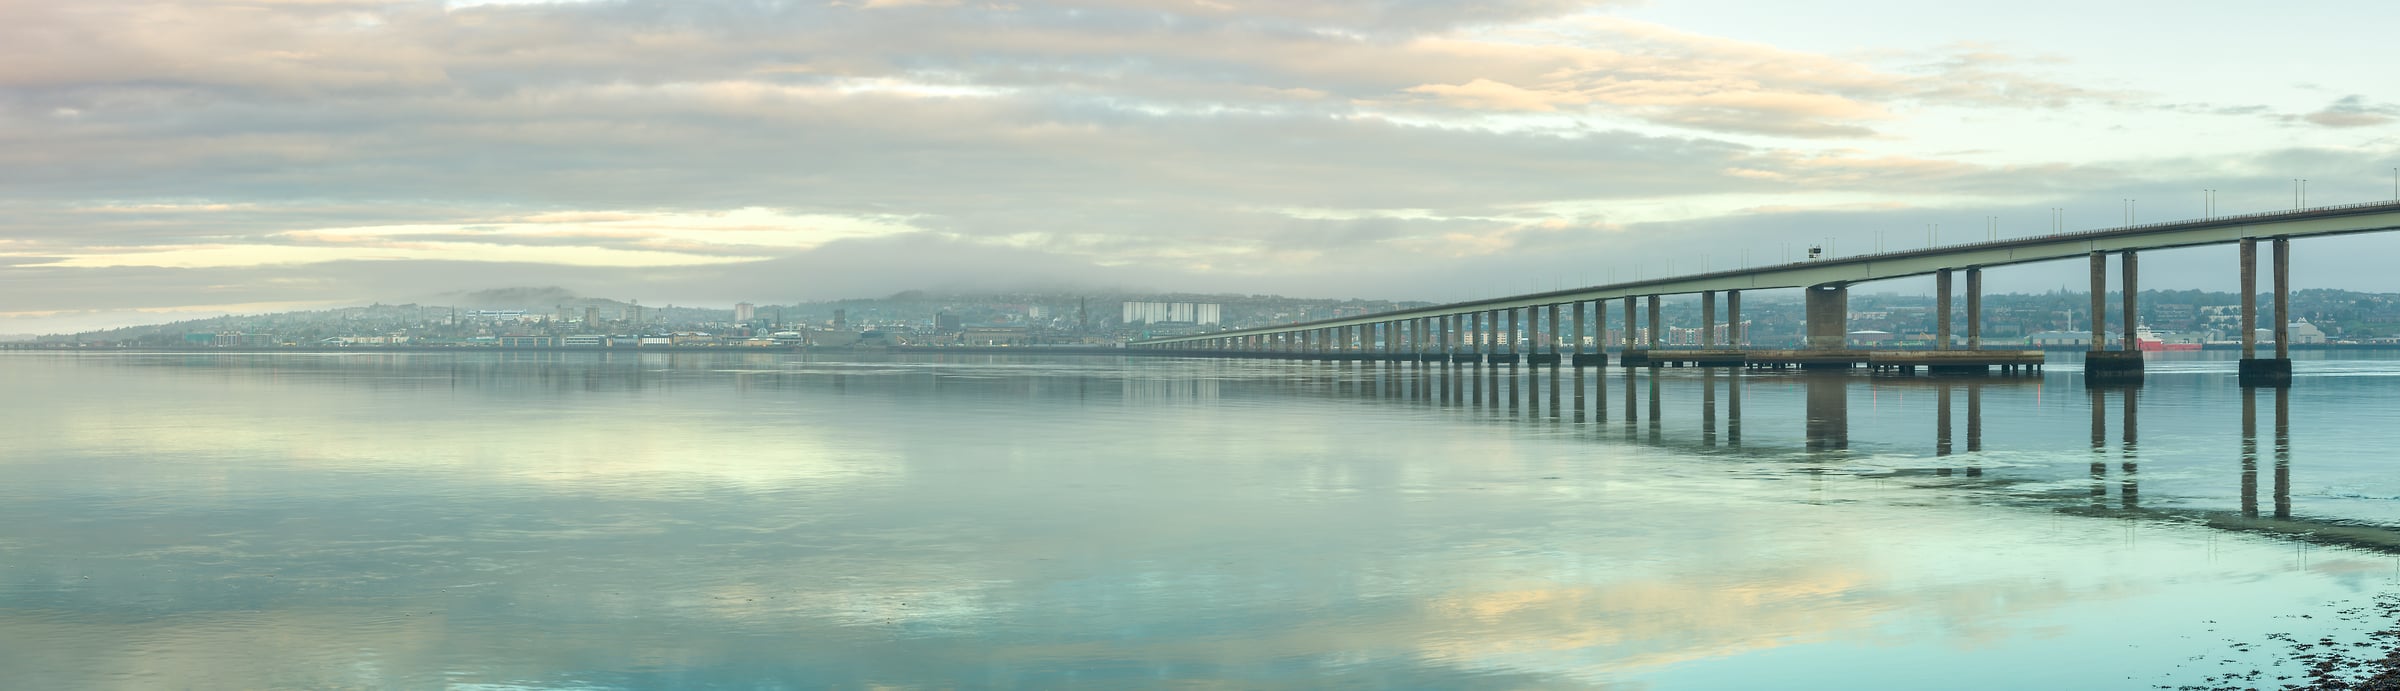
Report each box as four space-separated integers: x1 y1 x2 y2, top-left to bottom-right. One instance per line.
1130 200 2400 386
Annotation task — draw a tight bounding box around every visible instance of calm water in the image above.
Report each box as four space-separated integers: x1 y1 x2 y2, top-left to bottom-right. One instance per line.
5 351 2400 689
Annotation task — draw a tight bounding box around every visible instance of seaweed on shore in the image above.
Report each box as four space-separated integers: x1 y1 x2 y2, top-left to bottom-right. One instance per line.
2169 593 2400 691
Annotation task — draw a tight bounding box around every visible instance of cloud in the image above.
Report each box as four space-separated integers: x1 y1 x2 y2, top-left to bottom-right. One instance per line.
1364 19 2124 138
0 0 2385 332
2295 95 2399 128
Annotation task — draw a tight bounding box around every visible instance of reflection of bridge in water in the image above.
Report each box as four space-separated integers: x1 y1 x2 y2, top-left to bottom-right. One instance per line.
1241 361 2392 553
1134 201 2400 386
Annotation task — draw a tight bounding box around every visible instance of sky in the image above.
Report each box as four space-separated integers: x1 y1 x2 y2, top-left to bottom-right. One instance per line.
5 0 2399 333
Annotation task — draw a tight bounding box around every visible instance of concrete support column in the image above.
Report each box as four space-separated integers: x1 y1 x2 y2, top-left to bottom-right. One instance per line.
1701 290 1717 347
1622 297 1636 349
1805 285 1848 350
1936 268 1953 350
1727 290 1742 347
1966 268 1983 350
2121 251 2139 352
1470 312 1484 355
1594 300 1608 351
2274 238 2291 360
2088 251 2145 382
1506 309 1519 355
2241 239 2259 358
1548 304 1562 354
1647 295 1663 348
1533 307 1544 353
2088 251 2107 350
1572 302 1587 354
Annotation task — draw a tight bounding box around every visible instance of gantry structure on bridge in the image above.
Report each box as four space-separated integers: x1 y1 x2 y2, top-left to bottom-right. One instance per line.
1130 200 2400 386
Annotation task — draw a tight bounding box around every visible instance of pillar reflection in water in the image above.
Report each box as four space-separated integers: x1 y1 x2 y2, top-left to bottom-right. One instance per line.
2090 387 2107 507
1487 360 1501 409
1726 371 1742 447
1966 381 1983 477
1936 381 1954 460
1622 367 1637 425
1702 369 1718 448
1459 359 1478 407
2275 386 2291 519
1647 370 1663 444
1510 362 1524 418
2238 386 2294 519
1572 367 1586 423
1593 362 1607 421
2241 389 2259 518
1548 365 1562 420
2082 384 2140 508
2121 387 2139 509
1804 374 1848 452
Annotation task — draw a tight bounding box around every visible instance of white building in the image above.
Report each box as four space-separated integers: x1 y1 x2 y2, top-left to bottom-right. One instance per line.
1122 301 1222 325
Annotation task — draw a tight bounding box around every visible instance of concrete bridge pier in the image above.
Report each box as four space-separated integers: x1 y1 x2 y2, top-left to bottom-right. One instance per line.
1450 315 1466 364
1590 299 1612 367
1935 269 1953 350
2085 250 2145 383
1701 290 1717 349
1529 304 1562 365
1572 301 1602 367
1803 284 1850 369
1618 296 1640 366
1449 314 1468 367
1727 290 1742 349
1488 309 1516 365
1965 268 1982 350
2239 237 2294 386
1540 303 1563 365
1622 296 1652 367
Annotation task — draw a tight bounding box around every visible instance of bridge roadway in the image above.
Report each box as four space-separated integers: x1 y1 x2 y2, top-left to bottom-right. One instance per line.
1131 199 2400 385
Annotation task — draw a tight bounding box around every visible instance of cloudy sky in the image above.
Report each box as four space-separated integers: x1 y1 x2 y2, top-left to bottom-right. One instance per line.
5 0 2399 332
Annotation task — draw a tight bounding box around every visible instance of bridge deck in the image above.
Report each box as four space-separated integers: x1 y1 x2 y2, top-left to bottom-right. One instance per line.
1135 200 2400 347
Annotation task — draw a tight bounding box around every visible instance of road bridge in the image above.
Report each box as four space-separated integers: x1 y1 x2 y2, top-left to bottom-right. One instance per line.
1131 200 2400 385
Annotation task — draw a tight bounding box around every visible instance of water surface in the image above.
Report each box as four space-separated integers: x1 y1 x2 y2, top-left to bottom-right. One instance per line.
4 351 2398 689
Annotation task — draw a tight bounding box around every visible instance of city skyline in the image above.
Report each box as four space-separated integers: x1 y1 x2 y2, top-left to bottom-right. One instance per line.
7 0 2400 334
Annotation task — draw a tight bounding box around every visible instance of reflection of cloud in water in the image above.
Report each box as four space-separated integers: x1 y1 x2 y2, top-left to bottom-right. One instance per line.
8 354 904 490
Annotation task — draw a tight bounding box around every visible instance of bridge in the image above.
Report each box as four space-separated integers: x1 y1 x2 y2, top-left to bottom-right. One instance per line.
1131 199 2400 386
